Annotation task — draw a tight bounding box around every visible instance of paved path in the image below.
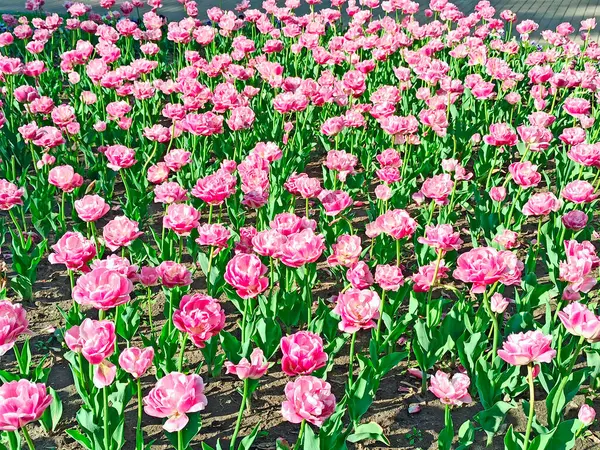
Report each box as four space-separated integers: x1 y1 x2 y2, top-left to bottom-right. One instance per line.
0 0 599 41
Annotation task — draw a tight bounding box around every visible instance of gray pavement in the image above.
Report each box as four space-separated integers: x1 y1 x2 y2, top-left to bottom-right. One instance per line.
0 0 598 42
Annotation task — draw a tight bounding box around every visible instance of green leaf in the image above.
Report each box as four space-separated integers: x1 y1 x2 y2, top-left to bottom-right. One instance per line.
66 429 92 450
165 412 202 449
347 422 390 446
474 401 515 441
302 424 320 450
238 423 261 450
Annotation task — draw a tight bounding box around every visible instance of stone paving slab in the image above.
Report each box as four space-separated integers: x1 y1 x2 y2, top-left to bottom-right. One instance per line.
0 0 598 42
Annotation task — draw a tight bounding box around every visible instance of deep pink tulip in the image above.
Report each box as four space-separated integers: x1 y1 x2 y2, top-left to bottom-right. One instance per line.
224 254 268 299
173 293 225 347
280 331 328 376
143 372 208 432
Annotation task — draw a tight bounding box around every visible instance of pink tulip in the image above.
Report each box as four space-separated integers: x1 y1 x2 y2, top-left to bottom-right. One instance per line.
318 190 353 216
65 319 116 364
483 123 517 147
489 186 506 202
490 293 510 314
375 264 405 291
48 165 83 192
138 266 159 287
279 229 325 268
346 261 375 289
224 254 269 298
327 234 362 267
73 268 133 310
418 224 463 252
154 182 188 204
191 169 237 205
493 229 519 249
74 194 109 222
196 224 231 252
119 346 155 378
0 380 52 431
412 261 450 292
579 404 596 426
225 348 269 380
252 229 287 258
497 330 556 366
561 180 597 204
163 203 200 236
373 209 418 240
453 247 522 294
0 300 30 356
509 161 541 188
281 376 336 427
0 179 24 210
281 331 328 376
421 174 454 205
333 288 380 333
558 302 600 341
144 372 208 432
173 293 225 347
94 360 117 388
103 216 143 251
324 150 358 182
48 232 96 272
429 370 472 406
156 261 192 288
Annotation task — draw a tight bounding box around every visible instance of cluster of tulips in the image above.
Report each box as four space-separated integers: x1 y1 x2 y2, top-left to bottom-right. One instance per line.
0 0 600 448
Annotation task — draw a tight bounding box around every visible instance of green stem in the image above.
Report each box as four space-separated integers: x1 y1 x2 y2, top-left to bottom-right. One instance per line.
136 379 143 450
178 428 184 450
230 379 249 450
523 364 535 450
178 333 188 372
293 420 306 450
103 386 110 450
396 239 401 267
482 289 500 362
21 426 35 450
425 250 443 327
348 333 357 388
375 290 386 345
